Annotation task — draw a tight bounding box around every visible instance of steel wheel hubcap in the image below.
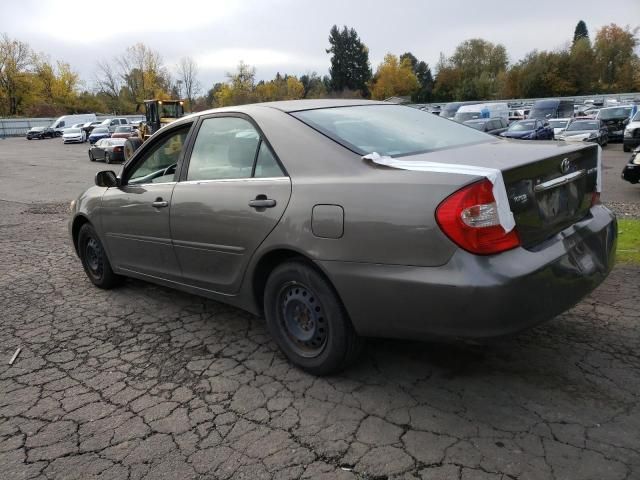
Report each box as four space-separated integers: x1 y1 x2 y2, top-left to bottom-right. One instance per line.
85 237 103 277
279 283 327 357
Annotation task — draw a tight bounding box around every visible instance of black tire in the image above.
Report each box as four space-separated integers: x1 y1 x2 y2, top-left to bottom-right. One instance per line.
27 137 31 140
623 144 630 152
124 137 143 161
88 151 94 162
77 223 121 289
264 261 363 375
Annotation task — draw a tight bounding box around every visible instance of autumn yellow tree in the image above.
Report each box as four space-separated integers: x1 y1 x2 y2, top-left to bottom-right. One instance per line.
594 24 639 92
370 54 419 100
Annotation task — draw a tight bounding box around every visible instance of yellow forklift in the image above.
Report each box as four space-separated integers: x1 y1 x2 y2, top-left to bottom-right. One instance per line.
124 99 185 160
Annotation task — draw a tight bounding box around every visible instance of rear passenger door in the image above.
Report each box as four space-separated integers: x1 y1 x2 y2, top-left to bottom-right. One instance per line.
170 114 291 294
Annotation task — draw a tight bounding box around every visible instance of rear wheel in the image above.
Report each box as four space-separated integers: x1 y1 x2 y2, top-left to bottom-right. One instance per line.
624 144 631 152
88 151 94 162
77 223 121 289
124 137 144 161
264 261 363 375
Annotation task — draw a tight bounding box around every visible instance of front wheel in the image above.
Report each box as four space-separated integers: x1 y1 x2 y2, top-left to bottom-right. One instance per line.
77 223 121 289
264 261 363 375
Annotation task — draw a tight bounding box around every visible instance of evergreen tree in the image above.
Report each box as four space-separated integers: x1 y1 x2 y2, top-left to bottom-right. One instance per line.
326 25 371 96
573 20 589 44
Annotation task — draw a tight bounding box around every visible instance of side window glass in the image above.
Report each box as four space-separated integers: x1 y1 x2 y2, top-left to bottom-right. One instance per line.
59 121 65 128
187 117 259 181
254 141 284 178
128 125 190 185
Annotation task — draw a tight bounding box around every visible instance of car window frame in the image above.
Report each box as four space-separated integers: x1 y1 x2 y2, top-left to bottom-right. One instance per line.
120 120 196 187
178 112 288 183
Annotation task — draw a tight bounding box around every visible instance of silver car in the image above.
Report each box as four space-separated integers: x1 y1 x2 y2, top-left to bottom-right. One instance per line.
69 100 617 374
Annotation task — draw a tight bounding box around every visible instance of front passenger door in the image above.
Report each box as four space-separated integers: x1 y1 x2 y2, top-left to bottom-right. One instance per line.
99 123 192 281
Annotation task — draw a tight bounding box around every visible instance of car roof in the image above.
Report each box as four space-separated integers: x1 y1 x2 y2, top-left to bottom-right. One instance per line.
186 99 388 119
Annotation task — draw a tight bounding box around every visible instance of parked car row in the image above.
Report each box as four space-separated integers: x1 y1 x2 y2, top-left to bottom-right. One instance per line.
24 114 142 144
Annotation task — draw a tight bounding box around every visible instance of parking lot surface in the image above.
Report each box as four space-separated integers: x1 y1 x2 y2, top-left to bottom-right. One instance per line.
1 137 639 479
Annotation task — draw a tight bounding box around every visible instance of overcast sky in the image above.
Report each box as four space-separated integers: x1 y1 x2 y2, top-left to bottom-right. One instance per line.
1 0 638 92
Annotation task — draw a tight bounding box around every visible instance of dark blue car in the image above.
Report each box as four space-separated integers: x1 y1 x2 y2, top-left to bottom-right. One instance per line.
500 119 554 140
88 126 111 144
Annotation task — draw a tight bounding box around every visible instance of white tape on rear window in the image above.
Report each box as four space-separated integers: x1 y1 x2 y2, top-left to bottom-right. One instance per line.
363 152 516 233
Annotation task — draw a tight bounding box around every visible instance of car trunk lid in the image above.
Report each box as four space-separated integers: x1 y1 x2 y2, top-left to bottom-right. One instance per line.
398 140 600 249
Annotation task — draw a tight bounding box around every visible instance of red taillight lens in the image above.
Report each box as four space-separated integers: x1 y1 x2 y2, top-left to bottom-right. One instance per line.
591 191 601 206
436 179 520 255
114 147 123 152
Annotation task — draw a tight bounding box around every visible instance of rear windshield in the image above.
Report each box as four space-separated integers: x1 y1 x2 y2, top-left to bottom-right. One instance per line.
548 120 568 128
291 105 491 157
567 121 598 131
509 121 536 131
599 107 632 120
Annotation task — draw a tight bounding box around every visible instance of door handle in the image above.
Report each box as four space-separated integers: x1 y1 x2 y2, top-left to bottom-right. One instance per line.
248 196 276 209
248 199 276 208
152 199 168 208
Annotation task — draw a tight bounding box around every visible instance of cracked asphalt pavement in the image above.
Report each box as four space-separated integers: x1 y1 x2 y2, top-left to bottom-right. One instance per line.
1 138 639 479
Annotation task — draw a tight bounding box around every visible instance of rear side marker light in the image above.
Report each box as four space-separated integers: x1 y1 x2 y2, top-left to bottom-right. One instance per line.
436 179 520 255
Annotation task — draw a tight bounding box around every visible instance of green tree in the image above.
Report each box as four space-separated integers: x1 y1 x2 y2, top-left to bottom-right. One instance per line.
398 52 433 102
573 20 589 44
326 25 371 96
433 39 508 100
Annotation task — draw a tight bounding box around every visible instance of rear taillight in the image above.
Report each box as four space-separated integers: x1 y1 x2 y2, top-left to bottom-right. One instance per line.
114 146 123 152
436 179 520 255
591 191 601 206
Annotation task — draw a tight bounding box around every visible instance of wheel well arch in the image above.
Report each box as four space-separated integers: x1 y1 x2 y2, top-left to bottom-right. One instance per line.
251 248 336 315
71 215 90 254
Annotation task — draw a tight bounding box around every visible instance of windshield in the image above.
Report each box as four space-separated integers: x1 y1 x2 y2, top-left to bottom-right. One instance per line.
463 120 485 130
453 111 485 122
548 120 568 128
291 105 491 157
106 139 126 146
509 121 536 131
567 121 598 131
528 108 555 119
599 107 632 120
92 127 108 133
633 111 640 122
115 126 131 132
66 128 81 133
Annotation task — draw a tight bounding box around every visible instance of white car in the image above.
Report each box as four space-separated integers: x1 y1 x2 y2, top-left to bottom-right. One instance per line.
62 128 86 144
548 118 571 137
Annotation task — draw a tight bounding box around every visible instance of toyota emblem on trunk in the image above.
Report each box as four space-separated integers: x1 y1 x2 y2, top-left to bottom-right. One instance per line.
560 158 571 174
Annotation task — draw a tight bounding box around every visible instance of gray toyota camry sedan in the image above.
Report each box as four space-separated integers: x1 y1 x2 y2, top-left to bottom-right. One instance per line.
69 100 617 375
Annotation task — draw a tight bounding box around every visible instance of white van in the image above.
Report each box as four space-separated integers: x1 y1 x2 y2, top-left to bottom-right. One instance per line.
453 103 509 123
50 114 97 136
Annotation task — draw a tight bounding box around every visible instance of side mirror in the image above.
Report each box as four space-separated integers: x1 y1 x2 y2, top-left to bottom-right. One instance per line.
95 170 119 188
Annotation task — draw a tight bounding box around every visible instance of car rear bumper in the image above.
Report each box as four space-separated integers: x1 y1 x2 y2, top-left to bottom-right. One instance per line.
320 205 617 340
623 138 640 149
622 163 640 183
